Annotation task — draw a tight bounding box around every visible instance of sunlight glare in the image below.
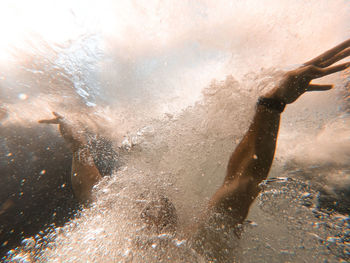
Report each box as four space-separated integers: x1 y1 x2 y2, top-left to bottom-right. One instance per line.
0 0 121 62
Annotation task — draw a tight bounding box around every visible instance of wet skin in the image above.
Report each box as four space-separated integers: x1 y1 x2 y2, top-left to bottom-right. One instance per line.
39 113 102 203
38 39 350 246
208 38 350 225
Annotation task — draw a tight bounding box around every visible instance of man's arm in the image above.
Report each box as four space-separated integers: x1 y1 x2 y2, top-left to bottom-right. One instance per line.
208 39 350 223
39 112 102 203
208 103 281 222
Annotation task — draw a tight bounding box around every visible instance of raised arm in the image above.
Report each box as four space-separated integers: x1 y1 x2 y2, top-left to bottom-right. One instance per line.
208 39 350 224
39 112 102 203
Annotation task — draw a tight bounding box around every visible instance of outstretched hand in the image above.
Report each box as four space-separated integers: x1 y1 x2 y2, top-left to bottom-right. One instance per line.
266 39 350 104
39 112 86 151
38 112 64 125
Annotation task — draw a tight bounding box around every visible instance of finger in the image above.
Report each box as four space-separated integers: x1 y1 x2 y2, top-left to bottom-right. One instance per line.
318 47 350 68
38 118 60 124
306 62 350 79
306 84 333 92
318 62 350 78
52 112 63 119
303 38 350 66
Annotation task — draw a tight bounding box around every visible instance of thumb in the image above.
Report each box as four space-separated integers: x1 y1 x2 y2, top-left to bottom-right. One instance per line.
52 112 64 119
306 84 333 92
38 118 60 124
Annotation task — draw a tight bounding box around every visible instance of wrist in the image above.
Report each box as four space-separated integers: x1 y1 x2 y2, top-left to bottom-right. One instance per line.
263 87 286 103
257 97 286 113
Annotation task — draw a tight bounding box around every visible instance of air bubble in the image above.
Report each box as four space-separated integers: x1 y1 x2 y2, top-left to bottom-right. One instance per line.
18 93 28 100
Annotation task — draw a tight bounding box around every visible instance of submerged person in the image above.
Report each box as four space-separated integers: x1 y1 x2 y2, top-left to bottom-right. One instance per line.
39 39 350 261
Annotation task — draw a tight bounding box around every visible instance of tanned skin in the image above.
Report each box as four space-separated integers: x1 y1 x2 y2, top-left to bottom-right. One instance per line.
39 113 102 202
208 38 350 225
39 39 350 227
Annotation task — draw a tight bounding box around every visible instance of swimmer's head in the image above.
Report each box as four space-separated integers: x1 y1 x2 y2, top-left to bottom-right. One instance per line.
140 195 178 234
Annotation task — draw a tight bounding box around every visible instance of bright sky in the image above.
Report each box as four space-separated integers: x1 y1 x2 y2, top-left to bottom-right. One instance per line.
0 0 348 62
0 0 114 60
0 0 348 116
0 0 348 95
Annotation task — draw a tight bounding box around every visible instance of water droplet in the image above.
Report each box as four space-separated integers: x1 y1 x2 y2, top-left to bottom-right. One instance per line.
326 237 340 243
174 239 185 247
18 93 28 100
301 192 311 198
21 237 35 249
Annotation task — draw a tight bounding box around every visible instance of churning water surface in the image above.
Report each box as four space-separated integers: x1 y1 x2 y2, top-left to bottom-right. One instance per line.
1 0 350 262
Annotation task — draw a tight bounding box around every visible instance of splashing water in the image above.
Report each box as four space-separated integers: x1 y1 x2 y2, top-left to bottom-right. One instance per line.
1 0 350 262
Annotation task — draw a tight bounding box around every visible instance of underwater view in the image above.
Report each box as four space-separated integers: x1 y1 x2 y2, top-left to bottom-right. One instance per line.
1 0 350 262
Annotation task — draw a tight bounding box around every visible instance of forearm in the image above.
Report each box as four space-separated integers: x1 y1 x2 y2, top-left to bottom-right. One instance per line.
225 103 281 184
208 98 282 216
59 122 88 152
71 147 102 202
60 121 101 202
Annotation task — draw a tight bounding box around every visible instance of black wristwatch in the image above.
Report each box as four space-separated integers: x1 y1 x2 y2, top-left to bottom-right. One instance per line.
257 97 286 113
